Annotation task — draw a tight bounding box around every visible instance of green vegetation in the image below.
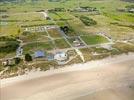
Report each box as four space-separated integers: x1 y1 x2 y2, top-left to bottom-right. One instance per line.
20 32 49 43
14 57 21 64
79 16 97 26
25 53 32 62
0 36 19 53
23 42 53 53
81 35 109 45
79 48 92 62
55 39 70 49
47 28 62 38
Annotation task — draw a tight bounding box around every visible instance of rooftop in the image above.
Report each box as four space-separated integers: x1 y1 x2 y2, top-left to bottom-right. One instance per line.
34 50 45 58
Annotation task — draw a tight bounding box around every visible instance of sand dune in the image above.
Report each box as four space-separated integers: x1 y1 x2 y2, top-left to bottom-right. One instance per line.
1 54 134 100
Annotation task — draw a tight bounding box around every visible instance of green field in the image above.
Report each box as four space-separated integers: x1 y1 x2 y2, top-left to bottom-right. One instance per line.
23 41 54 53
47 28 62 38
1 0 134 38
55 38 70 49
81 35 109 45
20 32 49 42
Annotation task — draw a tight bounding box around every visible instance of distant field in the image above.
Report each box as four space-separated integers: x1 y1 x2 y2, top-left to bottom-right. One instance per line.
0 12 54 36
0 12 44 21
0 0 133 38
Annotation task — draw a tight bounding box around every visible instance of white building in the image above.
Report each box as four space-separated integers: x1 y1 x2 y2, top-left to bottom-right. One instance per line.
54 52 68 61
16 47 23 57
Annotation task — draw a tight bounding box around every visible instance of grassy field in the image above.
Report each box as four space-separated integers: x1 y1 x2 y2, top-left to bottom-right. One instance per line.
20 32 49 43
47 28 62 38
81 35 109 45
55 38 70 49
23 41 54 54
0 0 133 38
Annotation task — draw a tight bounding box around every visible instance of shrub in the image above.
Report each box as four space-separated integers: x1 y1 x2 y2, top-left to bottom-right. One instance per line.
80 16 97 26
25 53 32 62
14 57 21 64
0 41 19 53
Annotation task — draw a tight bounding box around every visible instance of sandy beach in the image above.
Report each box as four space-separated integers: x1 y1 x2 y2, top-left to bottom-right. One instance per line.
0 53 134 100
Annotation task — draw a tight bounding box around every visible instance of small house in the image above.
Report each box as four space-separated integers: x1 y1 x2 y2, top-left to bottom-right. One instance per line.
73 39 81 47
128 9 134 13
2 59 15 66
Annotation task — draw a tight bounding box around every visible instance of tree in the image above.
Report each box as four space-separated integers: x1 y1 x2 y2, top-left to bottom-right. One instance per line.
14 57 21 64
63 26 69 33
25 53 32 62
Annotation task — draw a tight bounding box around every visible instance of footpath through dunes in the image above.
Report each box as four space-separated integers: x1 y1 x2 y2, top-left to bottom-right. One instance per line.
1 54 134 100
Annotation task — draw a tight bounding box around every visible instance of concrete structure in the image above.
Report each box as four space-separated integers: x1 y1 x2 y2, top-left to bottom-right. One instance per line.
128 8 134 13
41 11 50 20
54 52 68 61
24 25 57 33
2 59 15 66
16 47 23 57
73 39 81 47
47 53 54 61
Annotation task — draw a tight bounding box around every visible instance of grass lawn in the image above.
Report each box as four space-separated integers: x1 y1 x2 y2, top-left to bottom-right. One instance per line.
23 41 54 53
49 12 61 21
20 32 49 43
81 35 109 45
56 12 74 20
0 12 44 22
54 38 70 49
0 23 19 36
49 12 74 21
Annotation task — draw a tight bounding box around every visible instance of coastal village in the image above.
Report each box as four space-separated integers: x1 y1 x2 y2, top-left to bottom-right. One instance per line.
0 1 134 100
0 0 134 78
1 10 110 66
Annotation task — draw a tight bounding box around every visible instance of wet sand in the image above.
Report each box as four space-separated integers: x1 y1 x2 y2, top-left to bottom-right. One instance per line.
75 86 134 100
0 54 134 100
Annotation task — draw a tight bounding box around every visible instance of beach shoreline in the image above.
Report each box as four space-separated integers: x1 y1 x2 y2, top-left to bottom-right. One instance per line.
1 53 134 88
1 53 134 100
